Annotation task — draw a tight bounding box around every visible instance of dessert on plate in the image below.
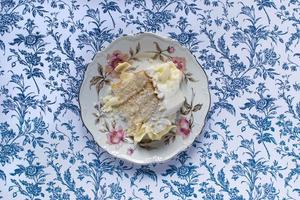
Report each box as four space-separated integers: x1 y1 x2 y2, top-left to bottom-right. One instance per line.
102 61 185 144
80 33 210 164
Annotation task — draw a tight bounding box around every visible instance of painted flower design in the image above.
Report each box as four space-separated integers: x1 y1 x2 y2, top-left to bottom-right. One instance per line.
110 183 124 199
0 0 15 9
177 117 191 137
256 98 271 111
25 183 42 196
172 56 186 71
1 129 15 140
178 183 194 197
167 46 175 53
0 14 16 26
25 165 43 178
25 53 41 66
263 48 277 66
263 183 277 199
177 32 192 44
1 144 22 157
226 77 253 97
255 117 271 131
177 165 192 179
127 148 134 155
106 50 129 71
229 78 248 90
145 10 175 31
25 34 39 47
107 129 126 144
1 144 15 156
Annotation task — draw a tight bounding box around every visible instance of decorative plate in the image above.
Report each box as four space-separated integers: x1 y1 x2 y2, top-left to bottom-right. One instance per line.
79 33 210 164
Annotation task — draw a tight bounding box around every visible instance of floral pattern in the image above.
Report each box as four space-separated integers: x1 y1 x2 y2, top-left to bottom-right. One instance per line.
177 117 191 137
106 50 129 70
1 0 300 199
89 41 197 149
107 129 126 145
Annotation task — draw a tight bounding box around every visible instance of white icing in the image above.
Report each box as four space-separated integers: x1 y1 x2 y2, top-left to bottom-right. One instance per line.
146 61 185 117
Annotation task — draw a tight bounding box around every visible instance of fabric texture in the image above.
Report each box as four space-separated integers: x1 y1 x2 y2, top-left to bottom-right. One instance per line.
0 0 300 199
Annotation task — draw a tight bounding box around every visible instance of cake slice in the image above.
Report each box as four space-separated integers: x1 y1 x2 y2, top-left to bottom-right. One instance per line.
111 71 149 105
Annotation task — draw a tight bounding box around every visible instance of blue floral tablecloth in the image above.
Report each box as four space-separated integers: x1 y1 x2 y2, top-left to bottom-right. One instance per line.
1 0 300 199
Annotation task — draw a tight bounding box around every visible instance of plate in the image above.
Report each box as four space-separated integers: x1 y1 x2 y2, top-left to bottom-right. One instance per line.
79 33 210 164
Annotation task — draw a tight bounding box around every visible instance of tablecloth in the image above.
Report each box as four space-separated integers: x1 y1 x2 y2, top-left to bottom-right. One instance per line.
1 0 300 199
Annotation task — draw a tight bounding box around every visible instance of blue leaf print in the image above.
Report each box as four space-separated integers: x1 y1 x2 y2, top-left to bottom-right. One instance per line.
0 40 4 52
63 169 75 190
100 0 121 28
255 0 276 24
296 102 300 119
293 188 300 195
131 165 157 186
63 38 75 58
0 170 6 181
162 165 178 176
10 165 26 176
217 36 229 58
217 169 229 189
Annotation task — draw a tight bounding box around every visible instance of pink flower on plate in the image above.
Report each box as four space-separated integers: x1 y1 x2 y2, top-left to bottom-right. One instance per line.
167 46 175 53
177 117 191 137
107 129 126 145
106 50 129 71
172 56 186 71
127 148 134 155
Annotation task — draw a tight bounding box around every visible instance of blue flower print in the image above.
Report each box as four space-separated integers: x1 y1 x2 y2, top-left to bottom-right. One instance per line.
1 0 300 199
10 19 45 49
0 0 16 9
177 183 194 197
0 0 46 52
240 84 276 113
9 150 46 199
151 11 172 25
239 83 277 158
24 34 39 47
46 181 71 200
26 183 42 196
109 182 125 200
226 77 254 98
122 0 199 32
0 73 51 167
144 10 175 31
9 19 47 93
169 17 199 52
229 77 250 90
230 139 284 199
0 127 15 143
32 117 47 135
0 13 23 34
1 143 22 158
263 48 278 66
255 117 271 131
24 52 41 66
25 165 42 178
0 144 22 166
161 152 199 199
177 165 192 179
152 0 168 6
262 183 278 199
24 33 43 48
76 7 118 54
256 98 271 111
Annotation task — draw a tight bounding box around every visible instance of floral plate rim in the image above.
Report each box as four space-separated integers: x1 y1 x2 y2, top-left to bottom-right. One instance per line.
79 32 211 164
